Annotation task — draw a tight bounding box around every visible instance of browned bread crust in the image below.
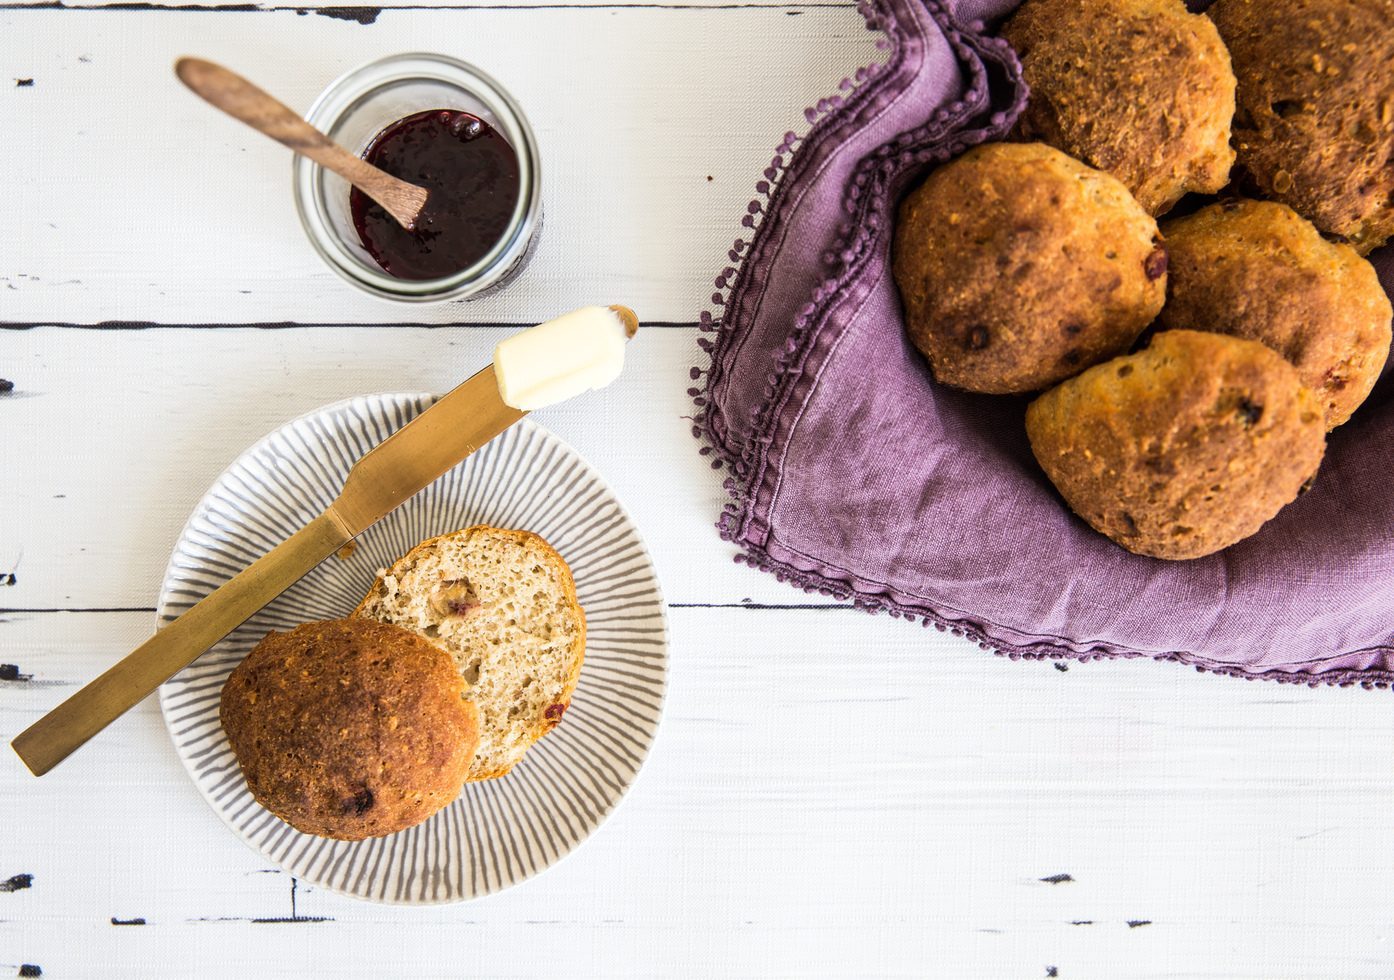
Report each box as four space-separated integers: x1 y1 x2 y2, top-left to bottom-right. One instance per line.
220 618 479 841
1160 198 1393 429
1211 0 1394 254
1003 0 1236 216
1026 330 1326 560
893 142 1166 394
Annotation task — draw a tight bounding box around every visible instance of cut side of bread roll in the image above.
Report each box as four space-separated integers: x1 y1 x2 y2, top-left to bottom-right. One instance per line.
354 526 585 781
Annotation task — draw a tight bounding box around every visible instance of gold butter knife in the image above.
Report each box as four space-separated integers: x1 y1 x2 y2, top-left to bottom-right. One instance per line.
12 305 640 776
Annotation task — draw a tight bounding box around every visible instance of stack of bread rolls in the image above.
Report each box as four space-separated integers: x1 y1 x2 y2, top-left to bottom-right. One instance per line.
892 0 1393 560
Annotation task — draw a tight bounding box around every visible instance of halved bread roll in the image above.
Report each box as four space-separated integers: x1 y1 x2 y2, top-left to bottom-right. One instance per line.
354 526 585 781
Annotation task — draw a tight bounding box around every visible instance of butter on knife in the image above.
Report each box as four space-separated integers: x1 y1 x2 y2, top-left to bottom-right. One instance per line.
495 304 640 411
11 306 640 777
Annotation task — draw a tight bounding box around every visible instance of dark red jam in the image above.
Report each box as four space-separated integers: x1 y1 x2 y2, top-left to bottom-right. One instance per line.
350 109 521 281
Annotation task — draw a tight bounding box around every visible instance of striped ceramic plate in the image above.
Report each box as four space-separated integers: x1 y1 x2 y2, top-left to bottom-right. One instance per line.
156 395 667 904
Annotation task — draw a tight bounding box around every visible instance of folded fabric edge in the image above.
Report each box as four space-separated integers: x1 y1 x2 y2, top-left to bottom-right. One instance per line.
736 540 1394 689
691 0 898 463
693 0 1016 513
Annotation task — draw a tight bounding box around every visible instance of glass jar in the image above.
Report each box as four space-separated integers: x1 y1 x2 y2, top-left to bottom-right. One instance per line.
294 52 542 303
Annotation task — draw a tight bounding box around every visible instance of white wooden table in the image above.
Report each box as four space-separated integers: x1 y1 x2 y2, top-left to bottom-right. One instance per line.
4 3 1393 977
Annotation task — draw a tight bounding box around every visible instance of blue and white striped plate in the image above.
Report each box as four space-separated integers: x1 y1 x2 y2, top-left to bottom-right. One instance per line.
156 395 668 904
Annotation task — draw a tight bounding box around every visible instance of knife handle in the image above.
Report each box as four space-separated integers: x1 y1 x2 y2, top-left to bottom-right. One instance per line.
11 511 352 776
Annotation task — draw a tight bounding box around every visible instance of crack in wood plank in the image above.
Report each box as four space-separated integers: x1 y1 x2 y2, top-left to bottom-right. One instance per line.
0 607 157 614
0 320 698 330
1 602 848 614
669 601 852 609
0 664 70 688
0 1 849 8
309 4 377 20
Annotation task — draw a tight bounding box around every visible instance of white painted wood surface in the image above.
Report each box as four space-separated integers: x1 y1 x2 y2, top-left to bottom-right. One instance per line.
2 6 876 323
3 3 1393 979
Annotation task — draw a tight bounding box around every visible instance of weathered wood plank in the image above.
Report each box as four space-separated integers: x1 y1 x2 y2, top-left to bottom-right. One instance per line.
0 4 878 323
2 608 1392 978
0 326 791 609
2 0 845 10
7 3 1392 976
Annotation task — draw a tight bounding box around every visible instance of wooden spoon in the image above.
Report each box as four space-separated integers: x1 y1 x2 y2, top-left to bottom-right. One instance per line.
175 56 429 230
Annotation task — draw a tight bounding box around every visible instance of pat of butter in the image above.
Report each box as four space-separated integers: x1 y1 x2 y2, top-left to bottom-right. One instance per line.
494 305 636 411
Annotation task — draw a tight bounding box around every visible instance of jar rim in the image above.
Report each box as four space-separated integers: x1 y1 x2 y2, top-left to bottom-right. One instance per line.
292 52 542 303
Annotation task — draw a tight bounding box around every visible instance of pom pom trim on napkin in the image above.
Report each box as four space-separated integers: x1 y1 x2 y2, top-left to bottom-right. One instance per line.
689 0 1394 689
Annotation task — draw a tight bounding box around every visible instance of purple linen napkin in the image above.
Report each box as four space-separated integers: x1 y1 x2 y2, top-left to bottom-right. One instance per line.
694 0 1394 686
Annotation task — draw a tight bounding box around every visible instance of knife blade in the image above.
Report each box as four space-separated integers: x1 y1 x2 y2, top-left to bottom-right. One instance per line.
12 306 638 776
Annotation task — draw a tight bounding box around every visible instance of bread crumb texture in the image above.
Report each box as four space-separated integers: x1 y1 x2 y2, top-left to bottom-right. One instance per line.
355 526 585 781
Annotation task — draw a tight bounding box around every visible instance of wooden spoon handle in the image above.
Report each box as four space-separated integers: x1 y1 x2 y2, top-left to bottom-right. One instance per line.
175 57 428 229
176 56 334 155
